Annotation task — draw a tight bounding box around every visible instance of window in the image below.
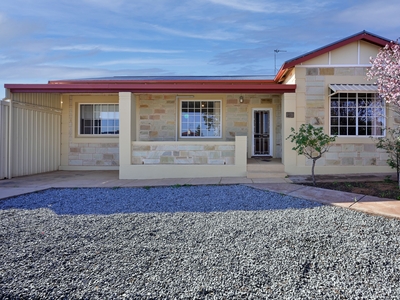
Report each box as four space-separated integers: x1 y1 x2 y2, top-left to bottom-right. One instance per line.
80 104 119 135
180 100 221 138
330 92 384 136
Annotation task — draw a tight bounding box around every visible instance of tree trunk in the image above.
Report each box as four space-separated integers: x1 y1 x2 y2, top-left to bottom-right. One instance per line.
312 159 316 186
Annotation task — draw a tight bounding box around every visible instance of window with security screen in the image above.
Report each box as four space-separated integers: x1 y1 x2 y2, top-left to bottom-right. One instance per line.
180 100 221 138
330 92 384 136
80 104 119 135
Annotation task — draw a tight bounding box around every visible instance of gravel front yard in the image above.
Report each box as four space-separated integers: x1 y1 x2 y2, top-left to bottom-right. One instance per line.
1 185 400 299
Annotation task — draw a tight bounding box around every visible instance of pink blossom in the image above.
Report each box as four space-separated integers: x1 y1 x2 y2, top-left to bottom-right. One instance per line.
367 41 400 110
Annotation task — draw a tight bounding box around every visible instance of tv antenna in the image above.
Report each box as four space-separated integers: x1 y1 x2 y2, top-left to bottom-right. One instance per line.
274 49 287 74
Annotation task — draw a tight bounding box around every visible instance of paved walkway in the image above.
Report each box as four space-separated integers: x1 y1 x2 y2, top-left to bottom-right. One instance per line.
0 171 400 220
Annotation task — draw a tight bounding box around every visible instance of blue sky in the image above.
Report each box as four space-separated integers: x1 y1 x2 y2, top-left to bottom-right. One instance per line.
1 0 400 98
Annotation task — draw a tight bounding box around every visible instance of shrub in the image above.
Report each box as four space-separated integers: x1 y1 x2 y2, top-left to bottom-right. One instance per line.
372 127 400 188
287 124 336 185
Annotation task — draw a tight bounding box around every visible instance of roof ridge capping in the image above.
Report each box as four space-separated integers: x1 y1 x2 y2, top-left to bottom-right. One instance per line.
275 30 391 82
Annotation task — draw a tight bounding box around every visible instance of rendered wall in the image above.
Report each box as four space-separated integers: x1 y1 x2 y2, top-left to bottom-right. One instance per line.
302 41 381 66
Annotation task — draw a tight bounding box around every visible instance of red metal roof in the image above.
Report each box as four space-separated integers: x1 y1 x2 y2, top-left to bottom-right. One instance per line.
274 30 391 82
5 80 296 94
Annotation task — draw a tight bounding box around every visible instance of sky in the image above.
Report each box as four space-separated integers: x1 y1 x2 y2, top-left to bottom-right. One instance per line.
1 0 400 98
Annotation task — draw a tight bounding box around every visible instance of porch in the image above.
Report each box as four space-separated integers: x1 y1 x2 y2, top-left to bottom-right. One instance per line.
247 157 287 179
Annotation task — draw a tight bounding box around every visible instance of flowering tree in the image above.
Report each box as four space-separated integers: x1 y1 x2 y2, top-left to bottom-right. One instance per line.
367 41 400 111
367 41 400 187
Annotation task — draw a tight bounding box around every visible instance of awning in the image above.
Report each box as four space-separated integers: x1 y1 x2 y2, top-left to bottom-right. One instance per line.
329 84 377 95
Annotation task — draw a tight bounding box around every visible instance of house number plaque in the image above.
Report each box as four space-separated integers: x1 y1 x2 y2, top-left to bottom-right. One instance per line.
286 112 295 118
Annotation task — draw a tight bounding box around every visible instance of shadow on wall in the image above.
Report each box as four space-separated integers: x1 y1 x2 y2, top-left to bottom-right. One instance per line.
0 185 322 215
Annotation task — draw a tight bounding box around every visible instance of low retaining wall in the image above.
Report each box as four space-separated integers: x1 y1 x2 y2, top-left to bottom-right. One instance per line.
120 136 247 179
132 142 235 165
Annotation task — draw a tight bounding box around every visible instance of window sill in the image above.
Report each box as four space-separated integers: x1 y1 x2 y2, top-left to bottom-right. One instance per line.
333 136 381 143
72 136 119 144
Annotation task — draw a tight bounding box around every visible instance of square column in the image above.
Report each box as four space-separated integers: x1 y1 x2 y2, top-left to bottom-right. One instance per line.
119 92 136 179
282 93 297 171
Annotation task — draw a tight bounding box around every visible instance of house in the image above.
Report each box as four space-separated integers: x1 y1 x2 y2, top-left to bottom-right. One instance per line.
0 31 394 180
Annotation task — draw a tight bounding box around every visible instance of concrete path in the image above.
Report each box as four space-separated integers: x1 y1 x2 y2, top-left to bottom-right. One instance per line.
1 170 400 220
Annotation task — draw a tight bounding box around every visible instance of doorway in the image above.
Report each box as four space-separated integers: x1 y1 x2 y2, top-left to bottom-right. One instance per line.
252 108 272 156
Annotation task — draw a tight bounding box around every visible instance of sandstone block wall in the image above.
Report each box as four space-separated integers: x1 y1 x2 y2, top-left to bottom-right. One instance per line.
67 96 120 167
304 67 369 126
280 65 400 174
138 94 176 141
69 143 119 166
225 94 282 157
302 67 392 168
306 143 388 167
132 143 235 165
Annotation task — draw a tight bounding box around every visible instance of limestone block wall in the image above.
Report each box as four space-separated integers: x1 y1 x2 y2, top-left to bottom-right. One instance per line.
225 95 248 140
301 67 392 169
138 94 176 141
69 143 119 166
132 143 235 165
304 67 369 126
306 143 389 167
225 94 282 157
65 95 120 167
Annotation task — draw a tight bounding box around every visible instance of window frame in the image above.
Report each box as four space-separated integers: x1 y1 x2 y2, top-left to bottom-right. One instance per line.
329 91 385 137
78 103 120 136
179 99 222 139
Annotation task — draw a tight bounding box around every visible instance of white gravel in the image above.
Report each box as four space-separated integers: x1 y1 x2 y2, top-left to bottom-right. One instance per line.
0 185 400 299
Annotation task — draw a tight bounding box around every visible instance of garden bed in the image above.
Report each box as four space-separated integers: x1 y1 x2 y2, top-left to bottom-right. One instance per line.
303 179 400 200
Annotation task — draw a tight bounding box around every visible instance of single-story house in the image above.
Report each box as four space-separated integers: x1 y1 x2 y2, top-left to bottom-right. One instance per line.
0 31 395 179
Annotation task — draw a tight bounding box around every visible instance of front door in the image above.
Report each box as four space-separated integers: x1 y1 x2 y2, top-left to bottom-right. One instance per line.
252 109 272 156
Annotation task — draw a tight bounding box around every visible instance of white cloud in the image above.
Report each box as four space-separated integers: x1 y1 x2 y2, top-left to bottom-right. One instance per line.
81 0 126 10
206 0 328 14
242 24 267 31
52 45 183 54
0 63 176 90
97 58 201 67
0 13 42 39
0 56 16 64
337 1 400 29
206 0 271 13
149 24 238 41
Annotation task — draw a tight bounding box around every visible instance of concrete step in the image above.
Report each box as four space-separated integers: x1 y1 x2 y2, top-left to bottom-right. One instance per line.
247 164 285 173
246 171 288 179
